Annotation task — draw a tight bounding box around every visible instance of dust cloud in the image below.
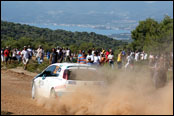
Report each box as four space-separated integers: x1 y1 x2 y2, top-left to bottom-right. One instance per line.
35 66 173 115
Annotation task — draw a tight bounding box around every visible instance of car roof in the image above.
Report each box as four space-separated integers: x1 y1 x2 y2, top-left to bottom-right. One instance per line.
50 63 90 68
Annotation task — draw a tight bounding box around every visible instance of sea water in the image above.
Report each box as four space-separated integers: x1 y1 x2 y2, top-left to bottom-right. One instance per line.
28 23 130 36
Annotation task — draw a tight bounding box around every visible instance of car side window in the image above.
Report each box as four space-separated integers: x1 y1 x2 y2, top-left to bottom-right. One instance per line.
42 65 60 77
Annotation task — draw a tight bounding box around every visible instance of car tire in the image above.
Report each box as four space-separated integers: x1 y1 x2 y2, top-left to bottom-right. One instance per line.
32 83 38 99
50 88 57 99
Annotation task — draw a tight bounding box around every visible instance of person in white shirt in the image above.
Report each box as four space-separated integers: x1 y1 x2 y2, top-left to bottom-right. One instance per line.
86 49 94 63
125 52 131 68
92 48 95 56
125 52 134 70
12 48 17 61
144 53 148 60
21 46 30 70
36 45 43 64
93 51 100 66
66 49 70 56
65 48 71 62
57 47 60 54
135 51 139 62
27 45 33 60
16 49 21 63
108 52 114 69
140 52 144 60
1 48 4 62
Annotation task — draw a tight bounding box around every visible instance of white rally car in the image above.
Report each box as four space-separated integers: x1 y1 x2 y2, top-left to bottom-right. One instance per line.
32 63 105 99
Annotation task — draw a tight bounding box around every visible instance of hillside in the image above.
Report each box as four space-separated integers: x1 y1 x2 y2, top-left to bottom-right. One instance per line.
1 21 128 52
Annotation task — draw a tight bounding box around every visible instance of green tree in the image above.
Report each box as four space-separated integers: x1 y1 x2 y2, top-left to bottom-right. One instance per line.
130 15 173 53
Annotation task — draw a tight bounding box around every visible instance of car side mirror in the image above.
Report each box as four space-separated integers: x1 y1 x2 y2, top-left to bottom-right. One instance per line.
42 74 46 80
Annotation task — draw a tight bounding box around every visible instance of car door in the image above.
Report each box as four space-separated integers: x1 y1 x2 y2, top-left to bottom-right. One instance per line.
37 65 59 97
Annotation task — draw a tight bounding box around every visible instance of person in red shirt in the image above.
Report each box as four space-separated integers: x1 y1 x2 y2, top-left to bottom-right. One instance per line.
105 50 110 63
4 47 10 65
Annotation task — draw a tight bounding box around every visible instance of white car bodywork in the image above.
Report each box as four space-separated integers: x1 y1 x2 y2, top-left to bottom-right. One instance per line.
32 63 104 99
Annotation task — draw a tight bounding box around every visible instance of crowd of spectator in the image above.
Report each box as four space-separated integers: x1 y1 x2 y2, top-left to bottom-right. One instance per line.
1 45 173 72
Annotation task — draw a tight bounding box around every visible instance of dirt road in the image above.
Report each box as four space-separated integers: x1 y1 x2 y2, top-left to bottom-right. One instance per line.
1 67 173 115
1 68 57 115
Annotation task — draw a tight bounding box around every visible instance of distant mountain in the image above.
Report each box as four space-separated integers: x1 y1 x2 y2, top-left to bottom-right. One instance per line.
1 20 128 51
1 1 173 26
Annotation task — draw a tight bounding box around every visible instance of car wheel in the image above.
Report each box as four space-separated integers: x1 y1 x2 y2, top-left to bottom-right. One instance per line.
32 83 38 99
50 88 57 99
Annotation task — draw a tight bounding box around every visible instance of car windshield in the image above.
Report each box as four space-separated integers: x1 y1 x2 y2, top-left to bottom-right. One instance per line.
39 65 61 77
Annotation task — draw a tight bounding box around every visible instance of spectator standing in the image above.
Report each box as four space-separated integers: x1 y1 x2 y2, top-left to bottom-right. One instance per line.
47 51 50 60
92 48 95 56
12 48 17 61
122 50 126 65
93 51 100 66
4 46 10 65
144 52 148 60
49 48 58 64
78 51 86 64
65 48 71 62
86 49 94 63
140 51 144 60
62 47 66 61
8 47 13 64
100 54 105 66
41 47 44 63
105 50 110 63
108 51 114 68
125 52 134 70
36 45 43 64
87 57 93 66
1 48 5 63
16 48 21 63
117 50 122 69
77 50 82 63
21 46 30 70
27 45 33 60
135 51 139 62
58 48 63 63
56 47 60 55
